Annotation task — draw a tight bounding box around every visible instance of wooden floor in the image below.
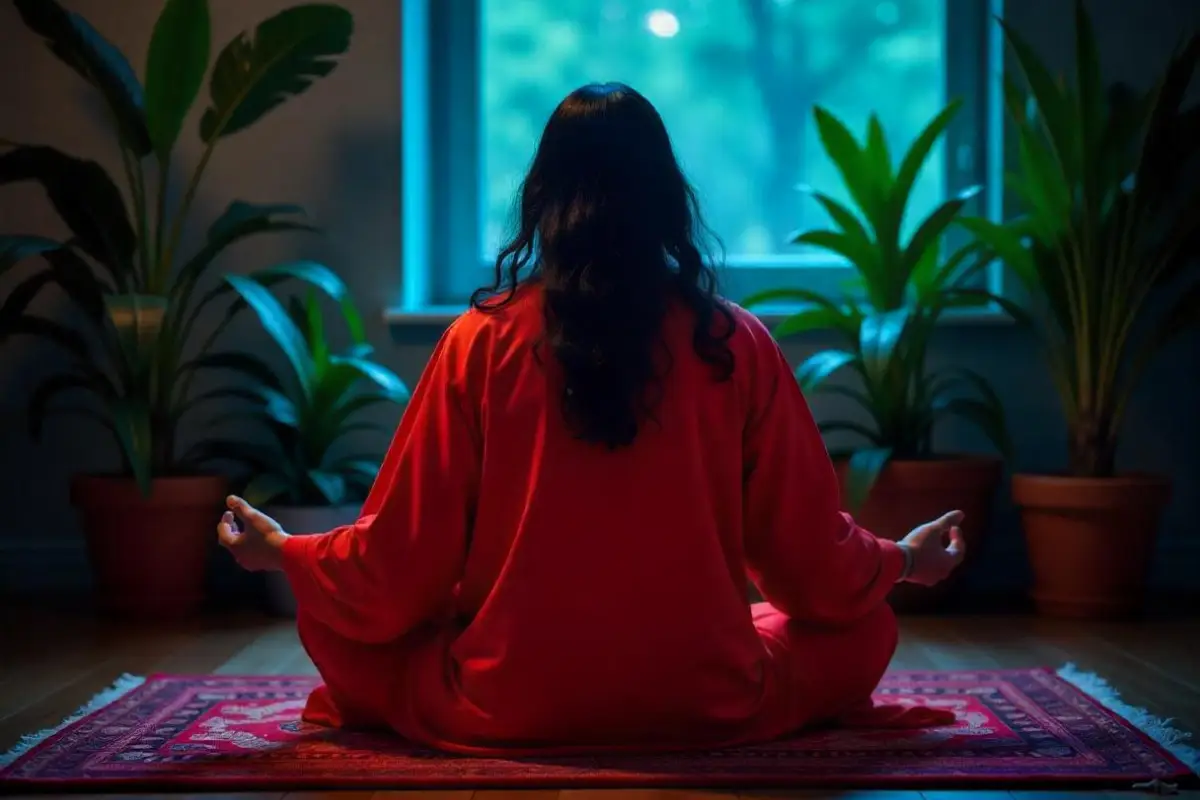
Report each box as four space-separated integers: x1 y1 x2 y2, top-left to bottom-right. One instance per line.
1 605 1197 800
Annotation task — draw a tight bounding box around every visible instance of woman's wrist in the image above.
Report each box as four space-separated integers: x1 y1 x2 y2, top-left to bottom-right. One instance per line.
896 542 915 583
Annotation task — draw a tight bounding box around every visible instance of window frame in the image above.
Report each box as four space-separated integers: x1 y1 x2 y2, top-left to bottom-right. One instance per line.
397 0 1006 315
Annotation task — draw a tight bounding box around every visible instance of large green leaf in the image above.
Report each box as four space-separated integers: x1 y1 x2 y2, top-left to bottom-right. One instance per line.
892 100 961 220
929 367 1013 459
843 446 892 514
0 235 60 274
0 272 56 320
901 186 982 280
199 4 354 141
858 307 913 385
326 355 409 403
812 106 881 220
0 148 135 279
171 203 317 315
955 217 1038 291
110 400 153 495
246 261 365 344
771 306 852 340
144 0 211 156
224 274 316 397
181 351 285 392
13 0 152 155
794 349 857 392
307 469 347 505
999 18 1078 181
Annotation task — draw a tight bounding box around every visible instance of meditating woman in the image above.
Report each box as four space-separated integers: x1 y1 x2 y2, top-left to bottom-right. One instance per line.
218 83 965 754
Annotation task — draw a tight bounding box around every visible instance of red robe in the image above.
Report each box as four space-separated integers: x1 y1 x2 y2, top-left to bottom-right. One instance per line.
281 288 926 754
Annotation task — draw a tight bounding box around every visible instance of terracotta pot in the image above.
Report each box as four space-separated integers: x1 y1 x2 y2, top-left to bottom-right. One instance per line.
835 456 1003 613
1013 473 1171 619
71 475 228 619
262 504 360 616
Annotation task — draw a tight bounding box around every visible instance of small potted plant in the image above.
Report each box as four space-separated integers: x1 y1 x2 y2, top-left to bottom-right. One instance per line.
220 284 409 616
0 0 354 617
744 101 1014 611
960 1 1200 617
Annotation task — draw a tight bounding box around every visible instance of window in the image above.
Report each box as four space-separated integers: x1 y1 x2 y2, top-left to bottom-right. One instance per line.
399 0 1003 312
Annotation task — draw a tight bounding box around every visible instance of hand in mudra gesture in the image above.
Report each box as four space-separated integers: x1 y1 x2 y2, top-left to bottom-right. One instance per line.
217 495 289 572
898 510 966 587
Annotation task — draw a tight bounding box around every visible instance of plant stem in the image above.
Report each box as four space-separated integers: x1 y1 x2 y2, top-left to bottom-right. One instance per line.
155 152 170 288
159 140 218 291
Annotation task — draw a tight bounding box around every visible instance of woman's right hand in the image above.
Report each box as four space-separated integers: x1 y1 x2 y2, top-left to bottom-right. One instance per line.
898 510 966 587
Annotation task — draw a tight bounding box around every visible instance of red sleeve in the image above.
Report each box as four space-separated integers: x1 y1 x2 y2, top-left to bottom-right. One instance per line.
280 320 480 643
741 322 904 626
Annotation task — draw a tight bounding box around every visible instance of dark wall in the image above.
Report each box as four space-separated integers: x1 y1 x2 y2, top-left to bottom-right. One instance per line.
1 0 1197 597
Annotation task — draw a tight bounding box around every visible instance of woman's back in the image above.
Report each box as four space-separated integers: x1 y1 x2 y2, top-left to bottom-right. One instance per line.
432 286 769 746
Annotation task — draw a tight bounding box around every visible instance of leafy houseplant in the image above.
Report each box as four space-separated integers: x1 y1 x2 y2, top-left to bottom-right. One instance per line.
220 283 410 616
744 101 1013 610
0 0 355 618
961 1 1200 617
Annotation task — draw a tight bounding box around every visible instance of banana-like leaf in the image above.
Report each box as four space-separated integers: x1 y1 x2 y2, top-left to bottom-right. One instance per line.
241 472 293 507
0 235 60 274
843 446 892 514
144 0 211 156
28 373 111 440
224 274 315 398
13 0 152 155
795 350 857 392
0 148 135 278
246 261 365 344
307 469 347 505
199 4 354 141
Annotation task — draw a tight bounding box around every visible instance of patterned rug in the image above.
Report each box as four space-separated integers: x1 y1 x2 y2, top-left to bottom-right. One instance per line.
1 668 1196 791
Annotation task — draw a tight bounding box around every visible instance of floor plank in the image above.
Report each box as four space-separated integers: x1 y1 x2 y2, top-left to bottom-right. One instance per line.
2 610 1197 800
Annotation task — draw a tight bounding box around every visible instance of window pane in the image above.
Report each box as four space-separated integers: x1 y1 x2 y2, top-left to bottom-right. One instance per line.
480 0 946 262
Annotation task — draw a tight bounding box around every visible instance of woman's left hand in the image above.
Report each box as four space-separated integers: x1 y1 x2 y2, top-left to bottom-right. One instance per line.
218 495 289 572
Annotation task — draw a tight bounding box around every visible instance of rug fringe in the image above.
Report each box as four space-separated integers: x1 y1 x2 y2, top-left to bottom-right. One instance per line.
1057 663 1199 775
0 673 146 768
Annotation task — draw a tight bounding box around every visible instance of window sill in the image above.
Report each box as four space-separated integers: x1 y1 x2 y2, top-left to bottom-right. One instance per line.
382 305 1016 329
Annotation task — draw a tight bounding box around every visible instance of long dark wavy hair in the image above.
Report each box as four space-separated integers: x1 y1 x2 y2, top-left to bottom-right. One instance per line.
471 83 735 449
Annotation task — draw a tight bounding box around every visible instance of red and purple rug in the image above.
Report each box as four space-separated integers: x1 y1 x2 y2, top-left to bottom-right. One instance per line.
1 667 1195 792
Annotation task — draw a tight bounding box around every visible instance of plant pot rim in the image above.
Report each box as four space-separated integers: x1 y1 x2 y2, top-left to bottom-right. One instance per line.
832 453 1003 464
1012 472 1169 487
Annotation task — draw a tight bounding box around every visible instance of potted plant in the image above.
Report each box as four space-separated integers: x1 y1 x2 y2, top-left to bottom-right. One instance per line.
222 284 409 615
743 101 1014 611
0 0 355 618
960 1 1200 617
